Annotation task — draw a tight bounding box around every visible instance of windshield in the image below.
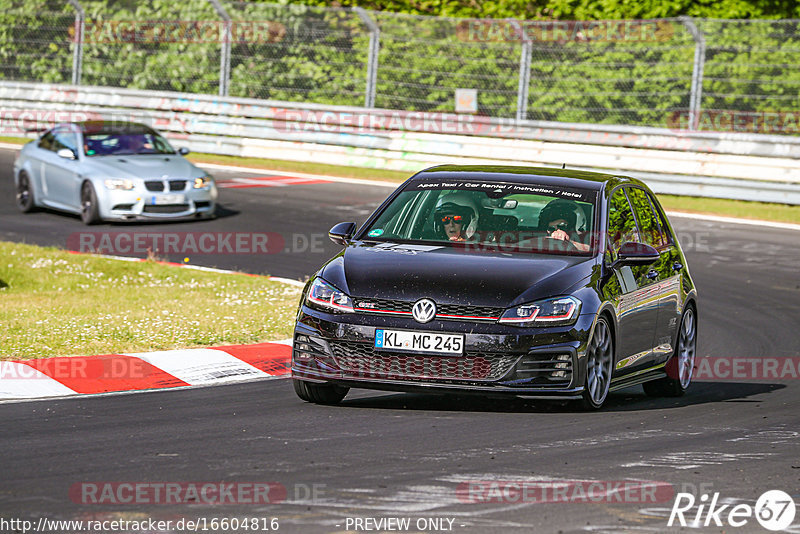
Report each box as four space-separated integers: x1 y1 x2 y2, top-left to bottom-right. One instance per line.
83 131 176 156
362 180 598 256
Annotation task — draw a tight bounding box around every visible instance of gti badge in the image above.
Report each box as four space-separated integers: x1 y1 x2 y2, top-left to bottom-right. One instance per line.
412 298 437 323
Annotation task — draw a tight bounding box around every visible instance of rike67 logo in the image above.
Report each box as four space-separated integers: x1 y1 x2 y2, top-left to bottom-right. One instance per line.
669 490 796 531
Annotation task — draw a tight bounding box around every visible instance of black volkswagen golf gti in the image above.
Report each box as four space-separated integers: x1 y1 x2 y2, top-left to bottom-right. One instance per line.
292 165 698 409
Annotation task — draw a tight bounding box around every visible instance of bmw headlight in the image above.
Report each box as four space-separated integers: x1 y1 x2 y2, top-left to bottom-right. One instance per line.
499 296 581 326
306 278 354 313
193 174 213 189
104 179 134 190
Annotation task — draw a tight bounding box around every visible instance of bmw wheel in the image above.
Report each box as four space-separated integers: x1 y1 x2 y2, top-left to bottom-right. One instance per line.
293 379 349 405
16 171 35 213
644 306 697 397
581 316 614 410
80 182 100 225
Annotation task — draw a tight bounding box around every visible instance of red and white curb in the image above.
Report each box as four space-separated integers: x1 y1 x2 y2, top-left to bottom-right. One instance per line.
0 340 293 401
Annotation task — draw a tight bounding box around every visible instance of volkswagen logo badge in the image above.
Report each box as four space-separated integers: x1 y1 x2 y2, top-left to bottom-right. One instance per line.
412 298 436 323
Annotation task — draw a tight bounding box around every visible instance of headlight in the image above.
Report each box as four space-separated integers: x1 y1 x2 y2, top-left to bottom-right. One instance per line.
193 174 213 189
499 296 581 326
306 278 354 313
104 179 134 190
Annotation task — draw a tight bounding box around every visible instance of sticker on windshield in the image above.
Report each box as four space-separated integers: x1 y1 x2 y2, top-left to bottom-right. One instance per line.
368 229 384 237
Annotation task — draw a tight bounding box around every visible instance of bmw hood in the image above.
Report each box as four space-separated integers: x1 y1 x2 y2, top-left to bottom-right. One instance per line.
321 242 596 308
84 155 201 180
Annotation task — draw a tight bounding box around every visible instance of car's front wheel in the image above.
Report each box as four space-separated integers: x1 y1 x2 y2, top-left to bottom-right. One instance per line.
644 306 697 397
80 182 101 225
293 379 349 405
580 316 614 410
16 171 36 213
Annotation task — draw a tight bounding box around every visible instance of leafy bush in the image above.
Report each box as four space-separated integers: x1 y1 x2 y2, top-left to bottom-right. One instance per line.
0 0 797 132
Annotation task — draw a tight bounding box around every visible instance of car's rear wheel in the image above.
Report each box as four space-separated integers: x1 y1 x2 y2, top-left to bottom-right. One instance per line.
80 182 101 225
293 379 349 405
16 171 35 213
644 306 697 397
580 316 614 410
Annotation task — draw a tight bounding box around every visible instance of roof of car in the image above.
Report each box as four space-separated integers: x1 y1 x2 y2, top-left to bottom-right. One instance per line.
69 121 156 135
413 165 643 191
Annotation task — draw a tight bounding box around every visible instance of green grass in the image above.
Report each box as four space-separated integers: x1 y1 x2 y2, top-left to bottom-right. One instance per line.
4 133 797 224
0 241 303 360
0 135 32 144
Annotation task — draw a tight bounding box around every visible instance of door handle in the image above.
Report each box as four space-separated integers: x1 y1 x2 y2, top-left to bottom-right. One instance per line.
672 262 683 271
646 270 659 280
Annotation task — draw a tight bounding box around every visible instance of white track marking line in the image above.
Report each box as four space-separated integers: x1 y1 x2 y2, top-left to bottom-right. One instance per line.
198 161 800 231
666 210 800 231
1 145 795 229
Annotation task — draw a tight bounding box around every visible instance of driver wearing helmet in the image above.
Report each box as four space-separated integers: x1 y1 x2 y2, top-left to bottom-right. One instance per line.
433 193 479 242
538 199 590 252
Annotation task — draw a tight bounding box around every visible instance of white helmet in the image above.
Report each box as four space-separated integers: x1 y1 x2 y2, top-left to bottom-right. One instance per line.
434 192 480 238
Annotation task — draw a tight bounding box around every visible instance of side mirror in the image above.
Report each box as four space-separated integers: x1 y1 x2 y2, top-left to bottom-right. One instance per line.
614 241 659 266
178 147 190 155
56 148 77 160
329 222 357 246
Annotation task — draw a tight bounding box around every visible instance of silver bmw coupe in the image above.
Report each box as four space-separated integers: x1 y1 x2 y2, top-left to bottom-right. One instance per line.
13 121 217 224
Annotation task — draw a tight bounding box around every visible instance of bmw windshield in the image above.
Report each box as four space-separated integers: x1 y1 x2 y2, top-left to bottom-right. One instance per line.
83 130 177 156
361 180 598 256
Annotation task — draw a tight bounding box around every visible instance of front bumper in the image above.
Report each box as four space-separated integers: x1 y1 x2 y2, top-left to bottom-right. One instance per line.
291 305 597 399
97 184 218 221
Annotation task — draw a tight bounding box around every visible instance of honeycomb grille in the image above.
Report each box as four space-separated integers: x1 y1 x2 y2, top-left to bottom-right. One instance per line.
330 342 517 381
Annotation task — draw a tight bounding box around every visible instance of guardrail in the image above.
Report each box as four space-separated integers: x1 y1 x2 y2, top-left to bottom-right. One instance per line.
2 81 799 204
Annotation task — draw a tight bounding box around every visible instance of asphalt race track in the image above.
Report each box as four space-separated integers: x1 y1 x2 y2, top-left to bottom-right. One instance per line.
1 146 799 533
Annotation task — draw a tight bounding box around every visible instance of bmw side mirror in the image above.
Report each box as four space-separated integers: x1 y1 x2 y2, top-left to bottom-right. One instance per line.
56 148 77 160
178 147 190 155
329 222 357 246
615 241 659 266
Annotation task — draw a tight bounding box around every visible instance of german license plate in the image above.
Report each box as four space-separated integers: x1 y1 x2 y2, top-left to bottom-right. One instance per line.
374 329 464 355
151 194 185 205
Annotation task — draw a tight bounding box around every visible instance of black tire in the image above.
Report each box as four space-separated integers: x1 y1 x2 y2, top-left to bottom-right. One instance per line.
643 307 697 398
579 316 614 410
16 171 36 213
293 379 349 405
80 182 101 225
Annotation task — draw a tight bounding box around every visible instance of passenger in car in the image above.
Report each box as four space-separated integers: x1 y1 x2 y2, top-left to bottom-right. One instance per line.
539 199 591 252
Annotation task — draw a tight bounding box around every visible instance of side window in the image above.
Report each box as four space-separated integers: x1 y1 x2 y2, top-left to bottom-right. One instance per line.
627 187 663 248
606 187 639 261
647 193 673 245
53 130 79 154
38 131 56 151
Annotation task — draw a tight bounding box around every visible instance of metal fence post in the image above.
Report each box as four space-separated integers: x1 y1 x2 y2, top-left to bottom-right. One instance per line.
208 0 232 97
509 20 531 122
680 16 706 131
67 0 84 85
354 7 379 109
